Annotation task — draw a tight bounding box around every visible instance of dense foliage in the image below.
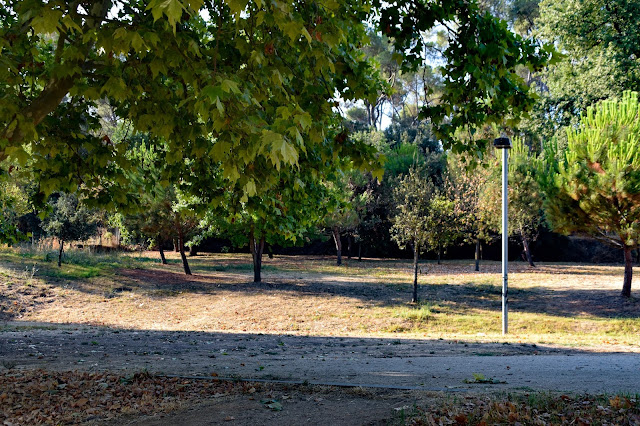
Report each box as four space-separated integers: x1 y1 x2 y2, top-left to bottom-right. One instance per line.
3 0 637 302
540 91 640 296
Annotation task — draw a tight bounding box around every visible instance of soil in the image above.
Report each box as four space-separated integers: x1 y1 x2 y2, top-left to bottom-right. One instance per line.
110 386 428 426
2 253 640 424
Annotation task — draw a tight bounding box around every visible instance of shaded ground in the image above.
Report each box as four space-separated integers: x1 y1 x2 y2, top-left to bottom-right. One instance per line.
114 385 416 426
2 253 639 346
2 252 640 424
1 324 639 393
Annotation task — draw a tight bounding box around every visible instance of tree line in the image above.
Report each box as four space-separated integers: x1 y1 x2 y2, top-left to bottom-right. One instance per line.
1 0 640 299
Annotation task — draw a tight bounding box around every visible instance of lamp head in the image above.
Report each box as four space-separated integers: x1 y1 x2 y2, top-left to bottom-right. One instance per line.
493 137 512 149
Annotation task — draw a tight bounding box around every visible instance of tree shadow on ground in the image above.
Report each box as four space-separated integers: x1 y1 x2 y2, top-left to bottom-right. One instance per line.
421 282 640 319
2 253 639 322
0 320 623 370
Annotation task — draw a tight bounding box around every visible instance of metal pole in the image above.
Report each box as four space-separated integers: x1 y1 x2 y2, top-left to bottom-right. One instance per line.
502 147 508 335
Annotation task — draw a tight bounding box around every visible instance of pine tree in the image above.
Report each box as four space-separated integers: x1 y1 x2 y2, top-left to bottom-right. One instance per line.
540 91 640 297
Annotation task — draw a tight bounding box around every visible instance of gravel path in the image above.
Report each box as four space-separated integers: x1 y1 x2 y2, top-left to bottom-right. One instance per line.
2 324 639 394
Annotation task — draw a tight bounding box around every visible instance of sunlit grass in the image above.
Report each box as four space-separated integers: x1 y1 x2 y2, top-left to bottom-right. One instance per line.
1 247 638 350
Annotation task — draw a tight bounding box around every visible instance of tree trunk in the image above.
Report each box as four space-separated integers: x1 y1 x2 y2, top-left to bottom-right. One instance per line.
158 237 167 265
412 242 419 303
332 227 342 266
173 238 179 252
58 239 64 267
521 230 535 267
475 238 480 272
347 234 353 259
437 246 441 265
358 241 362 262
249 229 264 283
178 230 191 275
189 245 198 256
622 246 633 297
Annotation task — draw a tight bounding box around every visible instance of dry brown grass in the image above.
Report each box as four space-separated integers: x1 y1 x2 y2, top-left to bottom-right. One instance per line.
1 250 639 350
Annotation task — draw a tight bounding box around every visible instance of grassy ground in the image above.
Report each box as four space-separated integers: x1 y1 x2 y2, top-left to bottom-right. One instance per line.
2 247 640 424
1 247 639 350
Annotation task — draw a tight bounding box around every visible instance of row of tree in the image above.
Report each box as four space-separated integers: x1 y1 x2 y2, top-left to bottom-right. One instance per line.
22 85 640 303
2 0 640 301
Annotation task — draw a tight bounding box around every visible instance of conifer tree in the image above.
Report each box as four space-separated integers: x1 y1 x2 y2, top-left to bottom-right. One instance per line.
540 91 640 297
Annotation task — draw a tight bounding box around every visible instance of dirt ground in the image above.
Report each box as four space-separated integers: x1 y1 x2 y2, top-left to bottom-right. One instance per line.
2 252 640 424
110 386 427 426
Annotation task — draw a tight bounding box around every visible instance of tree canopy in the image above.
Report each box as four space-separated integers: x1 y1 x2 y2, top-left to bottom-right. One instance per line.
377 0 555 153
540 91 640 297
0 0 381 205
0 0 554 193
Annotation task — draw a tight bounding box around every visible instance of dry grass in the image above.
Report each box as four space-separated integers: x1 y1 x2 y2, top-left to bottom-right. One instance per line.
1 248 639 351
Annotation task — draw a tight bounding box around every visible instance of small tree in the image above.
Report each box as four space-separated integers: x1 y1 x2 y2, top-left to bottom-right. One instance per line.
42 193 98 267
322 182 360 266
0 177 31 245
446 154 496 271
424 190 459 264
481 138 545 267
540 91 640 297
390 168 434 303
507 138 545 266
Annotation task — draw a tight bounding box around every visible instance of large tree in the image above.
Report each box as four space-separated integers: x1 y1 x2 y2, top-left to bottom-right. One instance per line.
378 0 554 152
0 0 552 179
0 0 380 203
540 91 640 297
520 0 640 146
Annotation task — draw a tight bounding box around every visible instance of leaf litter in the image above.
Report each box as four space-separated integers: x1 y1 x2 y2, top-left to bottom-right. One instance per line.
0 369 251 425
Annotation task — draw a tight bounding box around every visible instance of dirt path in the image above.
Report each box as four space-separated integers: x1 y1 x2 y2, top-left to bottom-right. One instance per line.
2 324 639 395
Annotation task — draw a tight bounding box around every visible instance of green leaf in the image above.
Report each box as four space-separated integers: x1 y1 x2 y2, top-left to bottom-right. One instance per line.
223 164 240 181
283 21 303 42
31 9 63 34
244 180 257 196
130 32 146 51
221 79 240 94
149 60 167 78
278 139 298 165
186 0 205 10
147 0 184 31
295 113 312 130
5 146 29 166
210 141 231 159
226 0 249 15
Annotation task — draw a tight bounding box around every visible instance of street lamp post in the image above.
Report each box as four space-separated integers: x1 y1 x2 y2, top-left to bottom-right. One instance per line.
494 137 511 335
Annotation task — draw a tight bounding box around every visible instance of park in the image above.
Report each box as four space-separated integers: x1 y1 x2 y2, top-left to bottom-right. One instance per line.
2 0 640 424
